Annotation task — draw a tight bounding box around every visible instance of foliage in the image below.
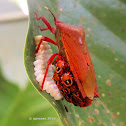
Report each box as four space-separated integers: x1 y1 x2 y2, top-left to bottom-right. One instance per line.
23 0 126 125
0 67 61 126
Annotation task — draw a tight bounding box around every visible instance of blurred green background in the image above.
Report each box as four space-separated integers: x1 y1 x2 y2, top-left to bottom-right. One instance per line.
0 0 126 126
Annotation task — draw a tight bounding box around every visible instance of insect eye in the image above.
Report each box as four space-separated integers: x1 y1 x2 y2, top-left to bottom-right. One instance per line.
64 79 71 85
54 80 58 84
55 60 65 73
53 73 60 85
56 66 61 72
61 73 73 87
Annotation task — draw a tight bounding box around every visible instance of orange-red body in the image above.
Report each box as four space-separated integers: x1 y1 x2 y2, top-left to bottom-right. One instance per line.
35 8 99 107
55 23 99 101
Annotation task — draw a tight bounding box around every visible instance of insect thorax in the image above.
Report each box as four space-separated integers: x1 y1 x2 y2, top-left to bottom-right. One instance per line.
55 27 67 61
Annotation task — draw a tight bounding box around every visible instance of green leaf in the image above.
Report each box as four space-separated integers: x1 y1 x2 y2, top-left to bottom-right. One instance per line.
1 81 61 126
24 0 77 126
24 0 126 126
0 66 20 126
0 64 61 126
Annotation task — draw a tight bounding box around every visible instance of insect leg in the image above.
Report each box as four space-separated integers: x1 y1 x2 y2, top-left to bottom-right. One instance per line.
33 36 57 55
38 26 55 32
34 12 55 34
38 26 49 31
40 53 60 91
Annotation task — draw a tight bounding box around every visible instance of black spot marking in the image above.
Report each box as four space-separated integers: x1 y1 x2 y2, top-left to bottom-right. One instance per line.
64 105 68 112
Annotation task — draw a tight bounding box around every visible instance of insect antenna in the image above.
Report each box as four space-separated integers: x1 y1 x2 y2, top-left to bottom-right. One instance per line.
45 7 56 22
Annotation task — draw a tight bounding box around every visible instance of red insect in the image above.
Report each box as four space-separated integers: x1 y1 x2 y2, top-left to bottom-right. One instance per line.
34 7 99 107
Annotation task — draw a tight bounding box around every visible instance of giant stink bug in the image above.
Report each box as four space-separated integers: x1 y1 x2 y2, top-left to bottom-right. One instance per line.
34 7 99 107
